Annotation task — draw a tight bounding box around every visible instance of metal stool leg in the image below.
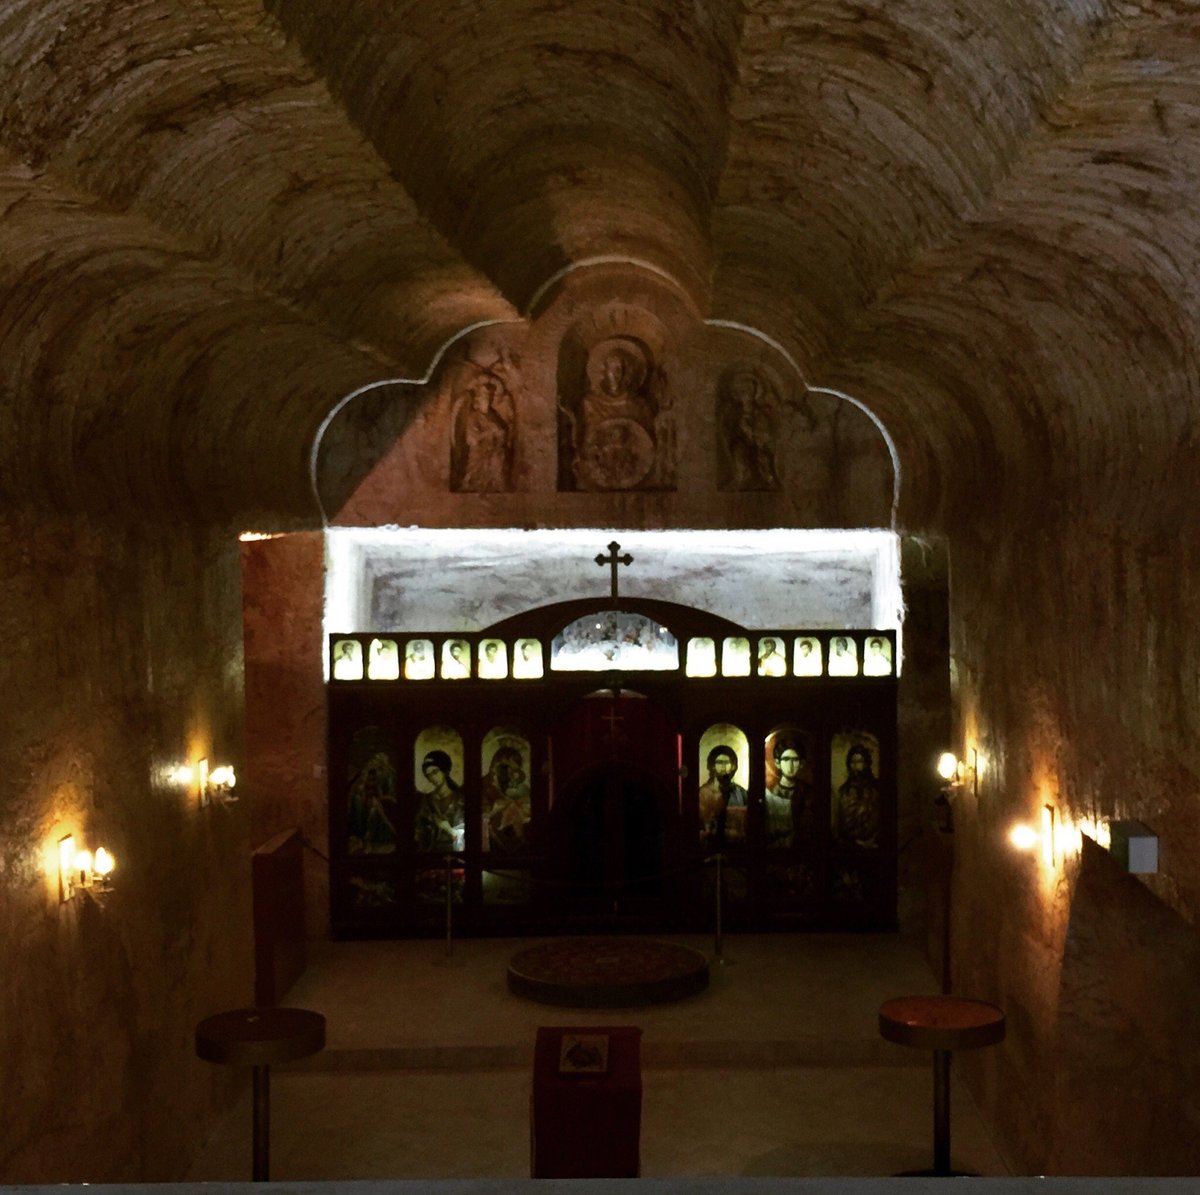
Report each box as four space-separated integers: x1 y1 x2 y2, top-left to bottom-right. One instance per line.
252 1064 271 1182
932 1049 951 1175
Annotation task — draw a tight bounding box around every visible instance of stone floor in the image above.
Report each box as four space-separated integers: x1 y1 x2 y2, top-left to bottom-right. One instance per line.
185 933 1010 1181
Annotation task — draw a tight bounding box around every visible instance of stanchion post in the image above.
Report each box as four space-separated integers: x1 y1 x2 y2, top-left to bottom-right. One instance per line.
713 852 724 965
251 1063 270 1181
445 853 454 958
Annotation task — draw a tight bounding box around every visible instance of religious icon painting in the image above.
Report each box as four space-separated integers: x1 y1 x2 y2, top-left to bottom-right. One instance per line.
765 861 821 908
721 636 751 677
757 636 787 677
441 638 471 679
344 726 399 856
685 636 717 677
831 863 867 907
512 637 544 679
827 635 859 676
332 638 364 681
478 638 508 679
550 610 678 672
403 638 435 680
863 635 894 676
793 636 823 677
701 858 749 910
481 727 532 853
413 727 466 853
415 866 464 905
367 637 400 680
763 727 816 849
830 730 882 850
345 869 399 910
829 858 895 928
698 723 750 851
482 869 531 905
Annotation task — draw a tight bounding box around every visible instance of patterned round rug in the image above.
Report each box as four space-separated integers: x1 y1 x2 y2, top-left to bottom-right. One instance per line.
507 937 710 1007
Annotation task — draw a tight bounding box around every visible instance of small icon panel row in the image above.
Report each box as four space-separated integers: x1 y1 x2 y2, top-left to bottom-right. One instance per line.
330 630 895 682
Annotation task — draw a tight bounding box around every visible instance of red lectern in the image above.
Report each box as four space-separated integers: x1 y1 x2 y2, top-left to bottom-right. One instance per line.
531 1026 643 1178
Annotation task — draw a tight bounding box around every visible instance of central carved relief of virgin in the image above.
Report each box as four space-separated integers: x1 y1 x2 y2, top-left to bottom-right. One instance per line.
556 309 675 492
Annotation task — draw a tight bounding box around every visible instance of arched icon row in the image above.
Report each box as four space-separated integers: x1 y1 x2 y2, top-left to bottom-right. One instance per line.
330 631 895 682
343 722 883 865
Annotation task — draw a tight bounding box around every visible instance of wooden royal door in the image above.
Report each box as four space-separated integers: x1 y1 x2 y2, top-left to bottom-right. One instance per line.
548 690 682 922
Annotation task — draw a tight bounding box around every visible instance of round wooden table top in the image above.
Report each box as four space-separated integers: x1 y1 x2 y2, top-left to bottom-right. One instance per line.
195 1007 326 1067
878 995 1005 1052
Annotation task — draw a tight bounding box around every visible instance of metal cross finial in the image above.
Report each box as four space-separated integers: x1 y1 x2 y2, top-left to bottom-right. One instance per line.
595 540 633 600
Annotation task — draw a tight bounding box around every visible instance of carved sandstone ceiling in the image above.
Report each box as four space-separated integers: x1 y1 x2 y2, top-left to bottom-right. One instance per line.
0 0 1195 528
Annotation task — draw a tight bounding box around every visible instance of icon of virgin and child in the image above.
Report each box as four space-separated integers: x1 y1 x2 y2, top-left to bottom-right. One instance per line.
481 739 531 852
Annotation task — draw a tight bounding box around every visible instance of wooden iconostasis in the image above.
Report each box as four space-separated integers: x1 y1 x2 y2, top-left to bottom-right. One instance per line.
327 599 898 938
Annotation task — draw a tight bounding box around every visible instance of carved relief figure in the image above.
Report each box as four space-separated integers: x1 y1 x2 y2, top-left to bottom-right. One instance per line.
450 368 516 492
717 363 783 491
557 317 674 491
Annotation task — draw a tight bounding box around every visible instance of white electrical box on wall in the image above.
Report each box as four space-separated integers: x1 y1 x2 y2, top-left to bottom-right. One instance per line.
1108 819 1159 874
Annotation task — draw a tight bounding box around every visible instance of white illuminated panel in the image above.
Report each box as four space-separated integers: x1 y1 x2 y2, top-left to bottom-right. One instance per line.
324 528 903 669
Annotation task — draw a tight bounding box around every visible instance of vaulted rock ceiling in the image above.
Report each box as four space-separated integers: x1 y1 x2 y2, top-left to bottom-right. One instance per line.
0 0 1194 528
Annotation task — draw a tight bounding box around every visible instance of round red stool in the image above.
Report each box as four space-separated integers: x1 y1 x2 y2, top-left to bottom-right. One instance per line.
878 994 1005 1176
196 1007 325 1181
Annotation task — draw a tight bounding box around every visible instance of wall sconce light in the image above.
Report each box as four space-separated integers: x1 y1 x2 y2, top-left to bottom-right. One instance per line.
1008 805 1056 866
205 764 238 805
1041 803 1056 867
933 750 981 833
933 753 959 833
59 834 116 901
936 749 981 796
1009 822 1040 852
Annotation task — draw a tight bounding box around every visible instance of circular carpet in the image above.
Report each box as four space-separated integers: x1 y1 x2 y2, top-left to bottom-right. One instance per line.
507 937 710 1007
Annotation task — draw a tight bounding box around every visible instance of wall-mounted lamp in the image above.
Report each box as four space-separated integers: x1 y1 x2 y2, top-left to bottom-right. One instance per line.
1008 805 1056 865
173 758 238 806
1009 822 1040 851
205 764 238 805
59 834 116 901
936 749 980 794
933 750 981 832
1041 803 1056 867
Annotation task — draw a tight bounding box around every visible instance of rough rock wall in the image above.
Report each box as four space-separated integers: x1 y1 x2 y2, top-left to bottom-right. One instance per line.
0 514 252 1182
242 533 329 939
947 521 1200 1174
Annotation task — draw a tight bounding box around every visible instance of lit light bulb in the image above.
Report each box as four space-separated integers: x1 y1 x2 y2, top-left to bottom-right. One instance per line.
936 752 959 782
93 847 114 877
74 848 94 877
1009 823 1039 851
209 765 237 790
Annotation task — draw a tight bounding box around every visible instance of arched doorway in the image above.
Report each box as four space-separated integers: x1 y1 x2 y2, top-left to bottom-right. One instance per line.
548 689 681 920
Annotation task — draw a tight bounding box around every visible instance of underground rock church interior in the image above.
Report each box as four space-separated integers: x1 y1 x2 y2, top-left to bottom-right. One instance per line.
2 0 1199 1184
